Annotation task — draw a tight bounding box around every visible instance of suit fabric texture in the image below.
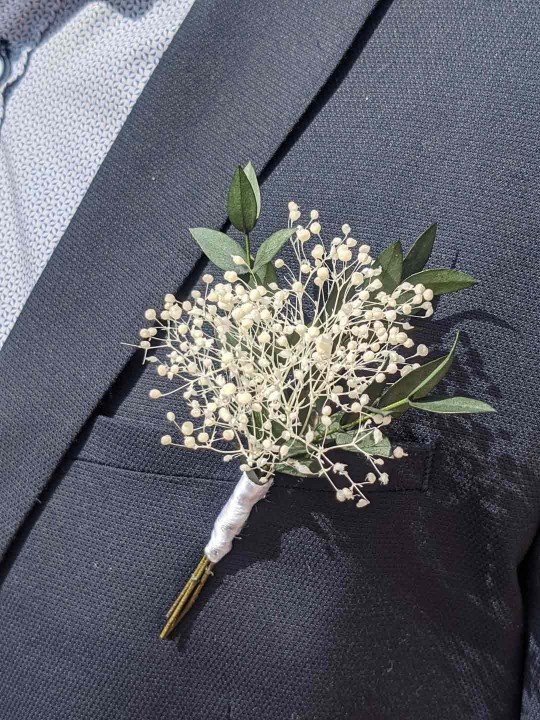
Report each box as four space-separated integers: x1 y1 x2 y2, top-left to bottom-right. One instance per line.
0 1 539 718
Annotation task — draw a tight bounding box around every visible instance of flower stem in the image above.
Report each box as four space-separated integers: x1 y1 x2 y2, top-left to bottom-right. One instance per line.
244 233 252 269
160 553 214 639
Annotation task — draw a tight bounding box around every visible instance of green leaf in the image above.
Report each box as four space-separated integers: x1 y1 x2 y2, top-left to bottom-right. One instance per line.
410 396 495 414
315 411 345 437
335 430 392 457
243 162 261 219
402 224 437 278
379 333 459 411
227 166 258 233
317 264 355 324
411 333 459 399
276 458 319 477
374 240 403 292
189 228 248 272
253 227 295 272
404 268 478 295
255 261 278 287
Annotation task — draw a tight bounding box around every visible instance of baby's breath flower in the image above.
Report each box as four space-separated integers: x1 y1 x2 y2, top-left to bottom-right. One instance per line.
141 205 438 504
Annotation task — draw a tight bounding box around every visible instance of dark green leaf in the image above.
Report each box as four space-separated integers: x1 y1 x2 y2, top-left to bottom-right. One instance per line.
227 166 258 233
402 224 437 278
243 161 261 218
253 228 295 272
255 261 278 287
316 264 356 324
374 240 403 292
245 468 264 485
335 430 392 457
379 334 459 411
404 268 478 295
189 228 248 272
410 333 459 399
410 396 495 414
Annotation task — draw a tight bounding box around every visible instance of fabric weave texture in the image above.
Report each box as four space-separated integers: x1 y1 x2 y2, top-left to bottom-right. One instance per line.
0 0 539 718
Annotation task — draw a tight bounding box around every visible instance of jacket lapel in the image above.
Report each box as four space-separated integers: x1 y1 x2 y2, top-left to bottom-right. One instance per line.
0 0 382 556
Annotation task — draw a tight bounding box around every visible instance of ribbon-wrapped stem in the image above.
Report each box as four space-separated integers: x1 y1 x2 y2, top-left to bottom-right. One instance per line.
160 472 272 639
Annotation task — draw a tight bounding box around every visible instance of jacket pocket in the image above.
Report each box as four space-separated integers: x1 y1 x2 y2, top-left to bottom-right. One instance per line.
70 413 434 493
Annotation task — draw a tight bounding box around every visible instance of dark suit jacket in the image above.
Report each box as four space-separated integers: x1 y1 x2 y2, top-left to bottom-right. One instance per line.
1 1 539 718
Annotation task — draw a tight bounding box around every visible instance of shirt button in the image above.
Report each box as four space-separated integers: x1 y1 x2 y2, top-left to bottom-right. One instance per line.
0 41 10 84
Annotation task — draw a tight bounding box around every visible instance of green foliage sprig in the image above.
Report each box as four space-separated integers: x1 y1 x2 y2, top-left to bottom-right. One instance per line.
141 162 494 499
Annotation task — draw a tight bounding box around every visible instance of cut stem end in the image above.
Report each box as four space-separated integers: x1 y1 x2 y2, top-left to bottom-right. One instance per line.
160 553 214 640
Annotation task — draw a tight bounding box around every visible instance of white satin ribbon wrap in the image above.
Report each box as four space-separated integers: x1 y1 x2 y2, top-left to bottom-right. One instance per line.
204 472 273 564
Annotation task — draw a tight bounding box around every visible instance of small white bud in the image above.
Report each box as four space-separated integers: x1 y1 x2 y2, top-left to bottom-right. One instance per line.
160 434 172 446
337 245 352 262
310 221 321 235
221 382 236 397
316 267 329 281
149 389 162 399
311 244 325 260
181 421 194 436
341 224 351 235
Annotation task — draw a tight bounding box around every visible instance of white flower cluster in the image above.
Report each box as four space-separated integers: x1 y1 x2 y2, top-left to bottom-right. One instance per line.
139 205 434 507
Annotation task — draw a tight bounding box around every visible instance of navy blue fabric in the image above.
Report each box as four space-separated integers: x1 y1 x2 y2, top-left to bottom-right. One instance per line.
0 0 378 558
1 0 540 718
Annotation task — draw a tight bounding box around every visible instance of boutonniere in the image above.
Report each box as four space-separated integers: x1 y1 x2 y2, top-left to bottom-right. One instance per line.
136 163 494 638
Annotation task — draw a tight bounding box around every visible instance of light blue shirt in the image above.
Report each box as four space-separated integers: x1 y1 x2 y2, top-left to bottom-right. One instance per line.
0 0 195 349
